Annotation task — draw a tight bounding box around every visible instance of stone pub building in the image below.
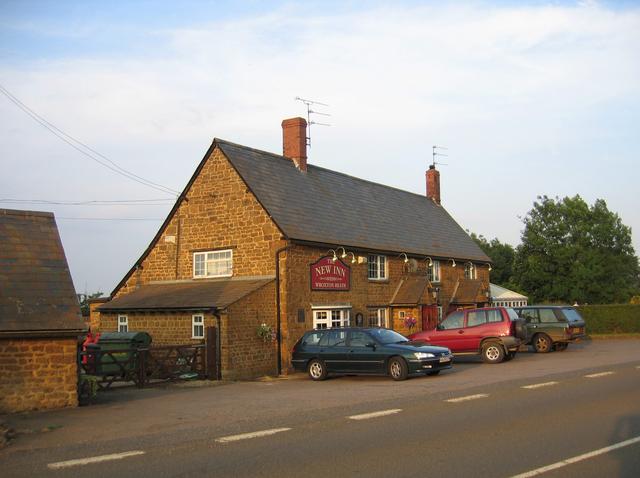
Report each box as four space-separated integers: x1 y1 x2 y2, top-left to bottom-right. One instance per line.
93 118 491 379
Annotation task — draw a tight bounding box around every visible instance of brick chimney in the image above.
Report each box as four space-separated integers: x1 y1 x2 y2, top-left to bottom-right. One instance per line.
426 164 441 204
282 117 308 171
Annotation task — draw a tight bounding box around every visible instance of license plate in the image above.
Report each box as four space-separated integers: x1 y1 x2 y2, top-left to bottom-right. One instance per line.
439 356 451 363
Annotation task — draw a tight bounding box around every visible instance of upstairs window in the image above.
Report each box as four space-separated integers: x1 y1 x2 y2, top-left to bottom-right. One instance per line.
118 315 128 333
368 255 387 280
464 262 477 279
427 260 441 282
193 249 233 278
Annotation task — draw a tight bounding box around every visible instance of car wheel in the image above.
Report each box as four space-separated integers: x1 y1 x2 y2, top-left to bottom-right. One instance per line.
307 359 327 381
427 370 440 376
388 357 408 381
532 334 552 353
554 342 568 352
482 342 505 364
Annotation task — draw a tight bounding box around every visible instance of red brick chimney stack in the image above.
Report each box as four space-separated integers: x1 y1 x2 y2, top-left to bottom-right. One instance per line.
426 164 441 205
282 117 308 171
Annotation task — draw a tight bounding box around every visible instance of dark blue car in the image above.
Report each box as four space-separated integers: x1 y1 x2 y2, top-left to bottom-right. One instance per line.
291 327 453 381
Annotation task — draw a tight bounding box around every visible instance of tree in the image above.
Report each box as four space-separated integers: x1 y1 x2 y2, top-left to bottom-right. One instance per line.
513 195 640 304
77 292 104 317
469 232 517 289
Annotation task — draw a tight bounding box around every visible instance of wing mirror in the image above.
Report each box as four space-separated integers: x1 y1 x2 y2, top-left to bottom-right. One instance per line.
436 324 444 331
366 342 377 349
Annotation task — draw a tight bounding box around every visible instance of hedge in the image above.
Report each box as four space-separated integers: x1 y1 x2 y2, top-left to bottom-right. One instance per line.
577 304 640 334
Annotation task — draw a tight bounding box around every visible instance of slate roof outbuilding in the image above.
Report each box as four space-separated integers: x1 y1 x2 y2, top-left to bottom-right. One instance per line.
0 209 84 335
99 277 275 312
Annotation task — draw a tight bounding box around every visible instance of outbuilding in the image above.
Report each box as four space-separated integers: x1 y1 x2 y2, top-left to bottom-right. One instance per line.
0 209 85 413
93 118 491 379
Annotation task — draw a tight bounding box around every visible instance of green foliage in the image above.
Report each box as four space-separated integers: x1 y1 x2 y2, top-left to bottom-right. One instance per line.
578 304 640 334
77 292 104 317
513 195 640 304
469 232 518 290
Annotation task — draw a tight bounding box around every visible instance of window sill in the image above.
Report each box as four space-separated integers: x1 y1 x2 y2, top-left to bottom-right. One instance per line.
193 274 233 280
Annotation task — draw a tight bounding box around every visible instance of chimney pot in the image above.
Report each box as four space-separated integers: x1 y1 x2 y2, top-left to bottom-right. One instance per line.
426 164 441 204
281 117 308 171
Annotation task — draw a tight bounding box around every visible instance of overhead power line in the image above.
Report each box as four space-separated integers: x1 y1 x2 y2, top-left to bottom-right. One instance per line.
0 198 175 206
0 83 181 197
56 217 164 221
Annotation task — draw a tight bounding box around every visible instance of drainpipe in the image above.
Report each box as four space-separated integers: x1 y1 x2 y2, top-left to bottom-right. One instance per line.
214 311 222 380
275 244 291 376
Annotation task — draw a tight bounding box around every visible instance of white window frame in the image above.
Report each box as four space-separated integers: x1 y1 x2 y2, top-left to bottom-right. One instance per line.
368 308 387 327
192 314 204 339
312 308 350 329
427 260 441 282
193 249 233 278
118 315 128 333
368 254 387 280
464 262 477 279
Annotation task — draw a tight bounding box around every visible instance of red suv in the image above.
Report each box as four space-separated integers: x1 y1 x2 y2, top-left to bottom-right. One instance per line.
408 307 528 363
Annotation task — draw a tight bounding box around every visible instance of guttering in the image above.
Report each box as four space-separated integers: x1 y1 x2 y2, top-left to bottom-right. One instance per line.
0 329 86 339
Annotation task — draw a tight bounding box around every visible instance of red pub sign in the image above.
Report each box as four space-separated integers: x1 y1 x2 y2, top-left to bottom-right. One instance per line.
310 256 351 291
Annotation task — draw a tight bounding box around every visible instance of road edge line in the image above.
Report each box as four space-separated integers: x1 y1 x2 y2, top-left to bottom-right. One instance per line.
509 435 640 478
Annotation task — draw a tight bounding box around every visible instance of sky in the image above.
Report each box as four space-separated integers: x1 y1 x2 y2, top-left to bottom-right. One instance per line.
1 0 639 295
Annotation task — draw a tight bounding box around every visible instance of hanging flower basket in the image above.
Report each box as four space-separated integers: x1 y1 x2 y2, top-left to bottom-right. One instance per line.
257 323 274 343
403 316 417 332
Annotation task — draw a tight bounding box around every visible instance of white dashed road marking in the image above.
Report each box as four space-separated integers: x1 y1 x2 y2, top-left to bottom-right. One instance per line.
446 394 488 403
522 381 558 390
47 451 145 470
584 371 614 378
509 435 640 478
215 428 291 443
348 409 402 420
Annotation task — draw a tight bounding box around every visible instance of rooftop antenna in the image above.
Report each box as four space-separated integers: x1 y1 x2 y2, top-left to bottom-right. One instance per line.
432 145 449 167
295 96 330 147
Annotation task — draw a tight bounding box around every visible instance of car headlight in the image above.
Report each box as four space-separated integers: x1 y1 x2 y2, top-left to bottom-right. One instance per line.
414 352 435 359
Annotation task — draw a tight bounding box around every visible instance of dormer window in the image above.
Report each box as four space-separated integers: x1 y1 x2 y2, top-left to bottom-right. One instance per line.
193 249 233 278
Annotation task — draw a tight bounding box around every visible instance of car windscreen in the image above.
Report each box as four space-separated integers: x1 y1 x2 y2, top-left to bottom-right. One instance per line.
562 308 584 323
506 308 520 321
367 328 408 344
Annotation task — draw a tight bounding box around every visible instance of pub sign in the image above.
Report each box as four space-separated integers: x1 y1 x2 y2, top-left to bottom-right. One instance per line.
310 256 350 291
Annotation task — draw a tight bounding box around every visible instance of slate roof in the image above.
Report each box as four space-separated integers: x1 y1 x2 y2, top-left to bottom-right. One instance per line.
390 275 432 306
218 140 491 262
99 277 274 312
451 279 484 304
111 138 490 297
0 209 84 336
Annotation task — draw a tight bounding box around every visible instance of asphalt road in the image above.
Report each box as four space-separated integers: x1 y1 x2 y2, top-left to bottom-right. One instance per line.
2 339 639 477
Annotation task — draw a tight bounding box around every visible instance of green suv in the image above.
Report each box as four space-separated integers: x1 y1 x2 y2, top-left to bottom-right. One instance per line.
513 306 586 353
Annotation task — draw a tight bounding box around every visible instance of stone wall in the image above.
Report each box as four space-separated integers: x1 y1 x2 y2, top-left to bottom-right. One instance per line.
117 147 285 296
279 244 491 370
0 338 78 413
223 281 277 380
100 312 215 345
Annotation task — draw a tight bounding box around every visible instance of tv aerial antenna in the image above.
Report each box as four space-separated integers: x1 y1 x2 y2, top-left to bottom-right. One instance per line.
295 96 330 147
432 145 449 167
